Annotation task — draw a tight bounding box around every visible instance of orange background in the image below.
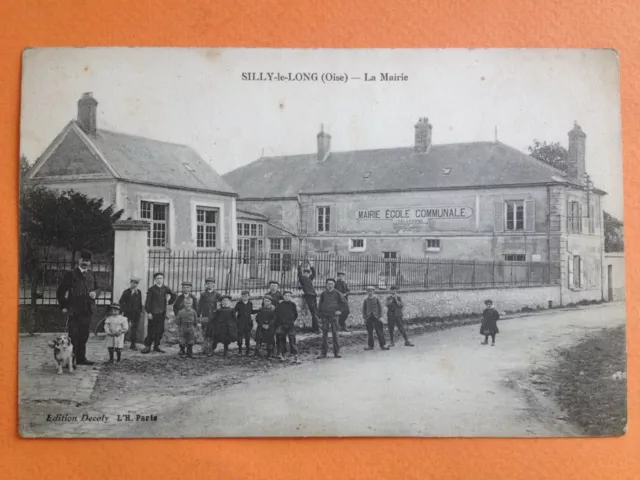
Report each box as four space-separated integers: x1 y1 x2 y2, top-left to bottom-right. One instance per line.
1 1 638 478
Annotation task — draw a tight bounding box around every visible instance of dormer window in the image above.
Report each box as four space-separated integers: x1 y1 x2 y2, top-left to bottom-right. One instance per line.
442 168 451 175
183 163 195 172
363 171 371 179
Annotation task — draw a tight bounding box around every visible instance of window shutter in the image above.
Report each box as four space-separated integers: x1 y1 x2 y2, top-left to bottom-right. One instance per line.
579 203 584 234
525 200 535 232
329 206 337 233
493 201 504 232
310 206 316 234
589 200 595 234
594 197 601 229
580 257 585 288
566 198 571 232
568 255 574 288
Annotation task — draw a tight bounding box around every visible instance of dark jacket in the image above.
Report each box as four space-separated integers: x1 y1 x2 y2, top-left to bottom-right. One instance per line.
275 300 298 328
264 290 284 305
119 287 143 316
334 279 350 312
198 290 222 320
145 284 177 315
234 300 256 331
57 267 101 316
480 308 500 335
318 289 348 317
255 305 277 343
208 306 238 343
362 296 383 320
173 293 199 316
297 265 317 296
385 295 404 319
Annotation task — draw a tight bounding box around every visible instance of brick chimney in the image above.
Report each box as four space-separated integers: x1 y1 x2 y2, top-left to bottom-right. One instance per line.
414 117 433 154
567 121 586 183
77 92 98 136
317 124 331 161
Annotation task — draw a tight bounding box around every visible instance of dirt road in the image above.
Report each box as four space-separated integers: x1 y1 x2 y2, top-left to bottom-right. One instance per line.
130 303 625 438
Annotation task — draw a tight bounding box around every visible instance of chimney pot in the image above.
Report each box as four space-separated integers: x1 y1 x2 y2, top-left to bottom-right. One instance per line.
77 92 98 136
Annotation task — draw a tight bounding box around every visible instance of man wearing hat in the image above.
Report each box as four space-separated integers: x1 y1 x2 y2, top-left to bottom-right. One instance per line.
118 276 144 350
362 286 389 351
173 281 199 317
57 250 102 365
143 272 177 354
297 261 319 332
198 278 223 354
317 278 348 358
334 271 351 331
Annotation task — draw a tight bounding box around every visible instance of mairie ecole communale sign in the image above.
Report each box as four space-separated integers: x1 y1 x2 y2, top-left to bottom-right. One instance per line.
356 206 473 223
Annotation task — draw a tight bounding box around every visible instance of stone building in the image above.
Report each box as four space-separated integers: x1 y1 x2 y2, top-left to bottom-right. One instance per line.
223 118 607 301
27 93 238 251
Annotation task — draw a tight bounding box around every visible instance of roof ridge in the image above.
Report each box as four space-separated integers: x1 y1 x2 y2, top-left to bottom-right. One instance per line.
495 141 568 176
95 125 190 148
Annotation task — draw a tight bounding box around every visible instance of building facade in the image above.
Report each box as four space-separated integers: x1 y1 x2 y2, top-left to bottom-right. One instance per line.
27 93 238 251
223 118 606 300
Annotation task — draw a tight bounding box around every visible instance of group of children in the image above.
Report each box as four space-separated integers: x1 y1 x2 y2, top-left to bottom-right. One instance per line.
100 270 501 364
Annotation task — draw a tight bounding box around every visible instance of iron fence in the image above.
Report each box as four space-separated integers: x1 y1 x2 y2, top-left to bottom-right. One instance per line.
148 250 559 297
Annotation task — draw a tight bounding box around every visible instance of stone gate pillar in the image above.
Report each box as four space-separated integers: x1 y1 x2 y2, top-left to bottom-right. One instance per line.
113 220 149 341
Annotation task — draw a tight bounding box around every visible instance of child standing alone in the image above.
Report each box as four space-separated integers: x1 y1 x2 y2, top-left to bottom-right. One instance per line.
104 303 129 364
480 299 500 346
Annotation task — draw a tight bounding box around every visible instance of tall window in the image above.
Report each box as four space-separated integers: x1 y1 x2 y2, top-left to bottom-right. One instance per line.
569 201 582 233
270 237 292 272
505 200 524 231
317 206 331 232
569 254 582 288
196 207 218 248
237 222 264 263
141 201 168 248
383 251 397 277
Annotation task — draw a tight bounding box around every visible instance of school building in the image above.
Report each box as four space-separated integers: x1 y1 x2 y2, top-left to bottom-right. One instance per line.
223 117 607 301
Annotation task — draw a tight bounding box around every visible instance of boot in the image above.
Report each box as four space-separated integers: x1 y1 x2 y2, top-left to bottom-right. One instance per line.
245 345 250 356
187 345 194 358
404 340 415 347
141 346 151 354
107 347 114 364
381 345 390 350
130 343 138 351
237 345 243 355
223 345 229 358
179 345 186 356
116 348 122 363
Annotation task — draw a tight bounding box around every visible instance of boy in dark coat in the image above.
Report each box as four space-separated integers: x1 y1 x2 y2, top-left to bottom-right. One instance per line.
198 278 222 354
297 261 319 332
317 279 348 359
208 295 238 358
362 286 389 351
275 290 299 361
255 295 277 358
142 273 177 354
265 281 284 305
480 299 500 346
118 276 143 350
173 281 198 317
385 286 414 347
234 290 256 356
334 272 351 331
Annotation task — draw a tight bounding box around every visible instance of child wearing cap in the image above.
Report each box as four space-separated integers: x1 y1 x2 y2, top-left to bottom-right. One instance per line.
385 286 414 347
334 272 351 331
208 295 238 357
176 296 198 358
265 280 284 305
275 290 299 361
118 277 143 350
362 286 389 351
198 278 222 355
480 299 500 346
143 273 178 354
255 295 277 358
234 290 256 356
104 303 129 364
173 281 199 317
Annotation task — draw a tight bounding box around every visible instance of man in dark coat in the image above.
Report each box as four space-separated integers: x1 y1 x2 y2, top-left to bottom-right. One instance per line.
56 250 102 365
173 280 199 316
334 271 351 331
385 286 414 347
118 276 143 350
197 278 222 354
142 272 177 354
297 261 319 332
317 278 348 359
362 286 389 351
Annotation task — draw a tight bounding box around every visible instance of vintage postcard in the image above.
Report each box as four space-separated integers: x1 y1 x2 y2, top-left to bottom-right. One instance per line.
18 48 626 438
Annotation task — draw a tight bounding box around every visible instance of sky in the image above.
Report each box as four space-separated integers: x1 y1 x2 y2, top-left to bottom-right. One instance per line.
20 48 624 218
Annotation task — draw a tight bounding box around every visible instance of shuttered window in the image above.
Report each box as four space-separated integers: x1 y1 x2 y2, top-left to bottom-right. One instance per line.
317 206 331 232
568 254 582 289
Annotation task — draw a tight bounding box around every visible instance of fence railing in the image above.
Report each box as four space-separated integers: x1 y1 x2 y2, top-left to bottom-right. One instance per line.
19 257 114 306
148 250 560 297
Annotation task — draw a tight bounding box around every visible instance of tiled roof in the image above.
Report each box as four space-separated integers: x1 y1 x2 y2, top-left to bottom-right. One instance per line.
223 141 578 198
88 125 235 195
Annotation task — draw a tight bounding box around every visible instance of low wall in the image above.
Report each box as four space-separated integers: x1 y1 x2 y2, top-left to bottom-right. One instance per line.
292 285 562 327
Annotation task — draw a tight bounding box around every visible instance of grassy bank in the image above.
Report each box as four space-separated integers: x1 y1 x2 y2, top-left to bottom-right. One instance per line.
544 325 627 436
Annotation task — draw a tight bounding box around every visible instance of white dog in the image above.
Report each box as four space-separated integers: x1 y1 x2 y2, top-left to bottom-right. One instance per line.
47 335 75 374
